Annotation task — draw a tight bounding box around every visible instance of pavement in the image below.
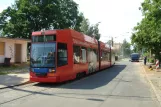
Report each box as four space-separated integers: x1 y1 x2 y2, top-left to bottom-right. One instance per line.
0 72 30 89
141 61 161 105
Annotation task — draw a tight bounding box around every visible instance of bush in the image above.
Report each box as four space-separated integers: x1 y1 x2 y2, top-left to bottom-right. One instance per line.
148 58 155 63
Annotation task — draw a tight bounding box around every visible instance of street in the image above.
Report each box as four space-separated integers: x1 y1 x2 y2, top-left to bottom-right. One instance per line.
0 60 160 107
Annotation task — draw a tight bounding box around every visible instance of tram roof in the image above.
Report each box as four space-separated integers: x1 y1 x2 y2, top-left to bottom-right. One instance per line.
32 29 110 50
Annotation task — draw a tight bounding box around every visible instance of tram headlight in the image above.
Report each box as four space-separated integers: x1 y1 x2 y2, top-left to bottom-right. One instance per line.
49 68 55 73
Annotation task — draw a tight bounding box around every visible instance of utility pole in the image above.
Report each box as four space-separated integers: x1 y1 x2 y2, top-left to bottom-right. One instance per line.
111 37 113 47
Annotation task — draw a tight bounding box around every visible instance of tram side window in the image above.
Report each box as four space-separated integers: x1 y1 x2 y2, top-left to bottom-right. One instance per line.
87 48 98 62
57 43 68 67
102 51 109 61
93 49 98 61
108 53 111 61
101 51 104 60
73 45 81 64
87 48 91 63
106 52 110 61
81 47 87 63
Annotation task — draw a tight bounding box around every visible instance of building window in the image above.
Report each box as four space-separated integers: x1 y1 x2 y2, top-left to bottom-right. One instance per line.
0 42 5 55
57 43 68 67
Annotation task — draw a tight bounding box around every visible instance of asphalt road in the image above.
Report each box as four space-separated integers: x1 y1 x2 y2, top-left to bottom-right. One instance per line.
0 60 160 107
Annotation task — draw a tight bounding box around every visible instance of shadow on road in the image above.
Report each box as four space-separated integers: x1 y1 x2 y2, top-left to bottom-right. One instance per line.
0 75 26 89
61 64 126 89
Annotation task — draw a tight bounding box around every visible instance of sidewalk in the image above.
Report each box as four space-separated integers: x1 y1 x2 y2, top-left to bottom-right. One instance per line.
141 62 161 105
0 72 30 89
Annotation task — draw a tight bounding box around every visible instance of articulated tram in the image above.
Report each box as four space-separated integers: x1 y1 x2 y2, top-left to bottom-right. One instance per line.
30 29 115 82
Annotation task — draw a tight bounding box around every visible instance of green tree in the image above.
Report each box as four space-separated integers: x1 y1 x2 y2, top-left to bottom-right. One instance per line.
80 17 90 34
0 0 83 39
121 39 131 58
131 0 161 60
80 17 101 40
106 40 112 46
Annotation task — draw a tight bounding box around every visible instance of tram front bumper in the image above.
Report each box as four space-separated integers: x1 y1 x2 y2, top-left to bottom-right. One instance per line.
30 72 60 83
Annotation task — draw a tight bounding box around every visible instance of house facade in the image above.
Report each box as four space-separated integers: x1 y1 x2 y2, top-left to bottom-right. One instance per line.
0 37 30 64
113 43 122 55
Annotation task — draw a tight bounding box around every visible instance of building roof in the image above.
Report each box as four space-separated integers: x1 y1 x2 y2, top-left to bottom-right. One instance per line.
0 37 31 42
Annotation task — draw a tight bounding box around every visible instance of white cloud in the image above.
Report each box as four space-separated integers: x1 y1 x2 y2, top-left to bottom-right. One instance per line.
74 0 144 43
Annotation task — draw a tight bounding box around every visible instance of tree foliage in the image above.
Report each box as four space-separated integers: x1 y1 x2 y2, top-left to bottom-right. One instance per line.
131 0 161 60
106 40 112 47
80 16 101 40
121 39 131 57
0 0 83 39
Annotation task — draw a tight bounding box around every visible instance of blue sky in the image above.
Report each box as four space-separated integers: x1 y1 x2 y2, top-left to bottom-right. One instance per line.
0 0 144 43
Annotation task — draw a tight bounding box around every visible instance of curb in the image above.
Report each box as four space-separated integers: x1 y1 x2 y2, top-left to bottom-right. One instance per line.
141 64 161 106
0 81 33 89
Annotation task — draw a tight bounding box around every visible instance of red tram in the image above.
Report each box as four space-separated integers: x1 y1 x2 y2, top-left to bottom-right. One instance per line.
30 29 115 82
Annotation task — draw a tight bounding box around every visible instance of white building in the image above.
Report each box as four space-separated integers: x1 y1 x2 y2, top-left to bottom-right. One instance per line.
0 37 30 64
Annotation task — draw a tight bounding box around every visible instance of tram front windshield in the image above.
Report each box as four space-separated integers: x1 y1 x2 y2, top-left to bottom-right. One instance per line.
30 43 56 68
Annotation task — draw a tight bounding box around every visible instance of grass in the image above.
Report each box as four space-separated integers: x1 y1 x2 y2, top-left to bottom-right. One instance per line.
0 62 29 75
0 71 9 75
